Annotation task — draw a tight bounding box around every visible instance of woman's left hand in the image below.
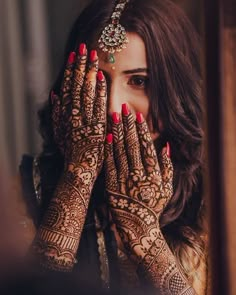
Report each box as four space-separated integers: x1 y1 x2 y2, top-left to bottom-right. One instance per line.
104 104 173 261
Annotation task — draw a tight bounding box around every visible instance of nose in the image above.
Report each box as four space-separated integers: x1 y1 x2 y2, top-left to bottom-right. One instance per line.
107 81 127 116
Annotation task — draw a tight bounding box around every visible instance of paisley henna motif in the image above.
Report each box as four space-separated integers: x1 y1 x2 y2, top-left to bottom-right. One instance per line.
32 47 107 271
105 111 195 294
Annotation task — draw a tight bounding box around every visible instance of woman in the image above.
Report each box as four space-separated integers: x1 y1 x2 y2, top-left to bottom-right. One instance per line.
19 0 208 294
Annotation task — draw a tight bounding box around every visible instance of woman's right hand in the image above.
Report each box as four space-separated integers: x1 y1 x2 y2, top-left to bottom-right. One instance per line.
51 44 107 186
30 46 107 271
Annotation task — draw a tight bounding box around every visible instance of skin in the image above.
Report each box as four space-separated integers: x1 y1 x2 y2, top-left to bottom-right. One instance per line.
31 48 107 271
31 33 196 293
98 32 159 141
101 33 195 294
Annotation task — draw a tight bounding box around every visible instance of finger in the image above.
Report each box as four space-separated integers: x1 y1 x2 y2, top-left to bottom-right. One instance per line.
82 50 98 124
94 70 107 123
104 134 118 192
121 104 144 173
51 91 64 153
71 44 87 127
61 51 76 117
159 142 174 202
136 112 161 177
111 112 129 194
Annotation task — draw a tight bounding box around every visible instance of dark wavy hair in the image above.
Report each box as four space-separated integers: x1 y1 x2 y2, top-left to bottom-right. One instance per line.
39 0 206 274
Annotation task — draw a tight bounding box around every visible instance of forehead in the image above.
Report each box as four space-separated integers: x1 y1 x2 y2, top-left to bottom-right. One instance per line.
97 32 147 72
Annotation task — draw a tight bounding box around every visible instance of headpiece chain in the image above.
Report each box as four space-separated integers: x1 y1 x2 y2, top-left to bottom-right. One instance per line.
98 0 130 63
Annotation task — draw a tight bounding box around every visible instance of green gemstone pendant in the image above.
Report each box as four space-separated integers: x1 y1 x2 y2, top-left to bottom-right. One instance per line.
108 53 115 64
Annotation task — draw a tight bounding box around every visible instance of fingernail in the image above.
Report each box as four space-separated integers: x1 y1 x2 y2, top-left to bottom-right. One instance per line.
106 134 113 144
90 50 97 62
136 112 144 123
68 51 76 64
97 70 104 81
166 142 171 158
79 43 86 56
112 112 120 124
122 103 130 116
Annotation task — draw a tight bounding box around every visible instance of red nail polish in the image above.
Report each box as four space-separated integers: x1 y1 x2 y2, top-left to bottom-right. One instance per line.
112 112 120 124
79 43 86 55
136 112 144 123
90 50 97 62
166 142 171 158
106 134 113 144
68 52 76 64
122 103 129 116
97 70 104 81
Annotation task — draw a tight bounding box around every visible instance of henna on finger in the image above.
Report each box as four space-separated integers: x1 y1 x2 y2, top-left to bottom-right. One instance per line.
82 50 98 124
104 134 119 192
51 91 64 153
158 144 174 204
111 112 129 195
71 44 87 128
122 104 144 173
94 70 107 123
61 52 76 119
136 113 160 176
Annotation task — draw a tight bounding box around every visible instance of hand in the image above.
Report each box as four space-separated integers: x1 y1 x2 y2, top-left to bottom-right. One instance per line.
104 104 173 261
31 46 107 271
51 45 107 183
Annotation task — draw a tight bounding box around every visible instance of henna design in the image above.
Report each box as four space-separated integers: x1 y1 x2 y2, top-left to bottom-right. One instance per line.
71 52 87 128
32 49 107 271
105 112 195 294
82 58 99 124
32 167 94 271
137 230 195 294
52 93 64 153
94 77 107 122
112 117 129 194
122 111 143 171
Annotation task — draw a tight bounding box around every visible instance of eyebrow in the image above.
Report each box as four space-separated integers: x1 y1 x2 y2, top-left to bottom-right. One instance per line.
100 67 149 79
123 68 148 74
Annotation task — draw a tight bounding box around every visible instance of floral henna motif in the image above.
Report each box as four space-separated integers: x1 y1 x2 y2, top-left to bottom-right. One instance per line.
105 111 195 293
137 231 195 294
32 48 107 271
32 167 94 271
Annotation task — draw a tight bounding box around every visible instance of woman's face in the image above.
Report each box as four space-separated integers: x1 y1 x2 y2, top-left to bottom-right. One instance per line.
98 32 159 140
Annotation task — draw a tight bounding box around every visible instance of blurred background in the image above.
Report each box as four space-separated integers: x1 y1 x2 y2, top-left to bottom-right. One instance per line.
0 0 235 294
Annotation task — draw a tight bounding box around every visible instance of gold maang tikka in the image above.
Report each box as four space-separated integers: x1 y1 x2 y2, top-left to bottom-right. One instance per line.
98 0 130 64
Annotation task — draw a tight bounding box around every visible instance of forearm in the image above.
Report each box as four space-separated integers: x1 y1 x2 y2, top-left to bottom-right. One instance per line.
136 229 196 295
31 166 96 271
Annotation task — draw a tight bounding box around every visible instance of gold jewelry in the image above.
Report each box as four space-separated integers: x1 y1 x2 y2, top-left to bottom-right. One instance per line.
98 0 130 63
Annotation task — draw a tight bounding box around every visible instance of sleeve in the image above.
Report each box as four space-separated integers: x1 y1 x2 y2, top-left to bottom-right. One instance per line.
11 173 36 255
19 154 41 227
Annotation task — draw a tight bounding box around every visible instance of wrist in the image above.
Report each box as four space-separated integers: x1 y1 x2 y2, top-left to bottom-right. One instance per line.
62 165 97 193
132 227 163 260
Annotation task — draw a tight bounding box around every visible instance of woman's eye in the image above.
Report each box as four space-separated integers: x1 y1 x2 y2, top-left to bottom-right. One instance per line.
128 76 148 88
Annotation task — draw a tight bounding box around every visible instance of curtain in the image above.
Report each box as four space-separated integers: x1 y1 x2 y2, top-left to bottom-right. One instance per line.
0 0 89 174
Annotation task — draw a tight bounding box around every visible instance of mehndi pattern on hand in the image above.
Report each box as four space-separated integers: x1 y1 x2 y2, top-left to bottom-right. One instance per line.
105 106 195 294
32 45 107 271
